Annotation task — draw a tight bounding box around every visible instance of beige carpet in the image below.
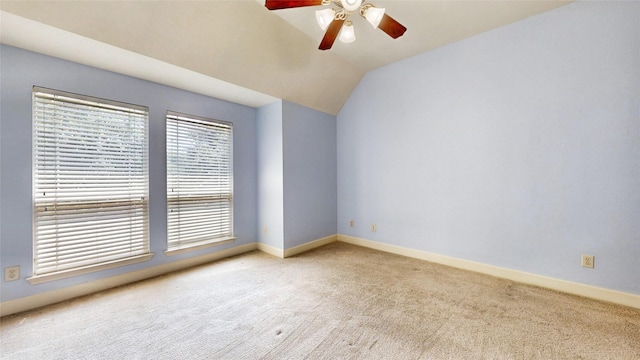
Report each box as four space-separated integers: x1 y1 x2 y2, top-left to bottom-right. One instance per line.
1 242 639 359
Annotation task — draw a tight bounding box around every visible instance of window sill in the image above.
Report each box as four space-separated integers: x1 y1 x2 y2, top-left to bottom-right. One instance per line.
27 253 154 285
165 237 236 256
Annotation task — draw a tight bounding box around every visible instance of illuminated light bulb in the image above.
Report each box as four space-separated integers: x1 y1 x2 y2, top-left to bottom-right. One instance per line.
315 8 335 31
339 21 356 43
342 0 362 12
364 6 385 28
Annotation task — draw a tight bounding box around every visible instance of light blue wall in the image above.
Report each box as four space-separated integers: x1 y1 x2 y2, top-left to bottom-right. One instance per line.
283 101 337 249
256 100 338 251
337 1 640 294
0 45 258 302
256 101 285 249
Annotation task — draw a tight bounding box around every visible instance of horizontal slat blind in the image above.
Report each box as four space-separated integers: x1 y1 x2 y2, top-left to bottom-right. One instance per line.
33 86 150 277
166 111 233 251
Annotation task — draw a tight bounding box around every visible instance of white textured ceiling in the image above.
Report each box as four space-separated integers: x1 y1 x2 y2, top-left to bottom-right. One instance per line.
0 0 572 115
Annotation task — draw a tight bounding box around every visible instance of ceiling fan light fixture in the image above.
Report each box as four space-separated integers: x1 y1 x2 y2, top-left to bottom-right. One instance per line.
364 6 385 28
339 20 356 43
342 0 362 12
315 8 335 31
263 0 406 51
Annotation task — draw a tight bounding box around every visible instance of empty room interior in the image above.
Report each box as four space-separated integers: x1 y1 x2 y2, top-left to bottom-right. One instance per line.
1 0 639 358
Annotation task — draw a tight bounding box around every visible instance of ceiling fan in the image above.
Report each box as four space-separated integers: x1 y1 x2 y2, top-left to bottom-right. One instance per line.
265 0 407 50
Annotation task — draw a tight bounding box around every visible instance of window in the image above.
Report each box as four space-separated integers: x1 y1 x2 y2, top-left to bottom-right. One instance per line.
166 111 234 255
31 86 151 284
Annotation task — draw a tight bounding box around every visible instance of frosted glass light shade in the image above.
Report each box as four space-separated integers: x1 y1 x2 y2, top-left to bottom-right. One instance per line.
342 0 362 12
365 7 385 28
339 21 356 43
315 9 335 31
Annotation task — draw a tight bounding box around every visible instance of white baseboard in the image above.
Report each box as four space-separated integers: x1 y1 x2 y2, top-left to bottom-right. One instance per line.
337 234 640 309
257 243 285 258
4 235 636 317
0 242 258 317
257 234 338 258
1 235 336 317
284 234 337 258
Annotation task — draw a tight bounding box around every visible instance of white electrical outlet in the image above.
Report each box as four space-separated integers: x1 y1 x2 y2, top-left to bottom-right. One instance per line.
349 220 354 227
371 223 376 232
581 254 594 268
263 226 268 235
4 266 20 282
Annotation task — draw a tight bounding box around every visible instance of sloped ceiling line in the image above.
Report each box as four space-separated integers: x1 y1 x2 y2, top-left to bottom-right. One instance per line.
1 0 572 115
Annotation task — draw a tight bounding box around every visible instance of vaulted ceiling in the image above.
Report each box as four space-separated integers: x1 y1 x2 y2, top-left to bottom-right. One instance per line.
1 0 572 115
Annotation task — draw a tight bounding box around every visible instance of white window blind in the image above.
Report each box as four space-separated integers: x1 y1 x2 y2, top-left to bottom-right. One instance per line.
31 86 151 283
166 111 234 254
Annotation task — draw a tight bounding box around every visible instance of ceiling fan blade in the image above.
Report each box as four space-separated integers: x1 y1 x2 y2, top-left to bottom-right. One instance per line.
319 19 345 50
378 14 407 39
265 0 324 10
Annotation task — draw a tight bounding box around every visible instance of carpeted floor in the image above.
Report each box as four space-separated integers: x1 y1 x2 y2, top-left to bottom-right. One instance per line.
1 242 639 359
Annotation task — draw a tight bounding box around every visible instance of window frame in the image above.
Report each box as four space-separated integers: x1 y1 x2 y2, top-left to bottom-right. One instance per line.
165 111 235 256
29 86 152 284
